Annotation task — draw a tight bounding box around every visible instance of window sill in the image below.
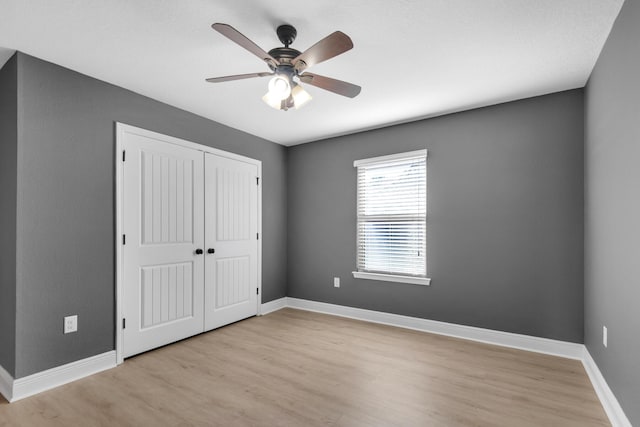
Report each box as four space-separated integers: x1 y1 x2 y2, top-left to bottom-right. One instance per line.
352 271 431 286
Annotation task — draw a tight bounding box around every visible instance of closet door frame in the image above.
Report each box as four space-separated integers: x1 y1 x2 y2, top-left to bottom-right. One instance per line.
115 122 262 365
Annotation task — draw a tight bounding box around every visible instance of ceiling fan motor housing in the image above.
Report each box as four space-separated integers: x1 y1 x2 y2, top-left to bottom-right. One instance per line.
276 24 297 47
268 47 302 63
268 25 302 68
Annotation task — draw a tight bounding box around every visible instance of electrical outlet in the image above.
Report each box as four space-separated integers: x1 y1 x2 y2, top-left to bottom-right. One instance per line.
64 315 78 334
334 277 340 288
603 326 608 347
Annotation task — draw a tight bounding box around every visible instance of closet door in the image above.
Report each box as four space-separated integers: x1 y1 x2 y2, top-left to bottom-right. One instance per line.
204 153 259 331
122 133 205 358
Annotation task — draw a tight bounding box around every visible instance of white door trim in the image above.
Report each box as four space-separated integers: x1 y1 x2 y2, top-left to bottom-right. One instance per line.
115 122 262 365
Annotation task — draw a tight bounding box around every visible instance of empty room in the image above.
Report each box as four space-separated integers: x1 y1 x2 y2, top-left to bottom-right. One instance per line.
0 0 638 425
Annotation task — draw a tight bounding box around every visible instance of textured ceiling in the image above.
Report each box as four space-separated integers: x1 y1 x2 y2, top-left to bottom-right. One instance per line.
0 0 624 146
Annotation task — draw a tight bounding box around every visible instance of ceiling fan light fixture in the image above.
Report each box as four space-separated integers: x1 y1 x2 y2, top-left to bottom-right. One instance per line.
262 91 285 110
291 83 312 109
263 83 313 111
208 23 361 111
267 75 291 100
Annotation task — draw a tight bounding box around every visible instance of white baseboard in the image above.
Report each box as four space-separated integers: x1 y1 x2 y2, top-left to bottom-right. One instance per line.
260 297 288 315
286 298 584 359
0 363 13 402
9 351 116 402
582 348 632 427
1 299 632 427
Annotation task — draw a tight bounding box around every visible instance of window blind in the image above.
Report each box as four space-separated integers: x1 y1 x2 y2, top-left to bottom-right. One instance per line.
355 151 427 277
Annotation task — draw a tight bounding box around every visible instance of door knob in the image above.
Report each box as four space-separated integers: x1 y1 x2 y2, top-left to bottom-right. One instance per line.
207 248 215 254
195 249 203 255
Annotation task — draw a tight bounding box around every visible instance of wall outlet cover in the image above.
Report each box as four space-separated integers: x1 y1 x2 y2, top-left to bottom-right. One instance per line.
64 315 78 334
334 277 340 288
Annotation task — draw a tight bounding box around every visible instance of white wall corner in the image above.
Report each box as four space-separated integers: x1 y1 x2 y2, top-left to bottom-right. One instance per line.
260 297 288 315
0 363 14 402
10 351 116 402
582 348 632 427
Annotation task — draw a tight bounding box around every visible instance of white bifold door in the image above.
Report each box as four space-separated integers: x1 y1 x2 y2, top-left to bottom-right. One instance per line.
204 154 258 331
121 128 259 358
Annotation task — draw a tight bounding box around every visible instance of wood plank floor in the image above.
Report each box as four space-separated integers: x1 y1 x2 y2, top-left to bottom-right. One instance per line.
0 308 609 426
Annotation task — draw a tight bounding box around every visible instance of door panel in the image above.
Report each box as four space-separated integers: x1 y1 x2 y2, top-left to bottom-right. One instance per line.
123 133 204 358
217 167 252 241
216 256 251 308
205 154 258 331
141 150 194 245
140 262 193 328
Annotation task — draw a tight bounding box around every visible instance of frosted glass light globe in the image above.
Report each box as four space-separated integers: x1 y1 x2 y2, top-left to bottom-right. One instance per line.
268 76 291 100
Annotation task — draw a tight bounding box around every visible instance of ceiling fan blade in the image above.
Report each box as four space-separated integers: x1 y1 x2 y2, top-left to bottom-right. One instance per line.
293 31 353 71
206 72 272 83
299 73 361 98
212 23 279 66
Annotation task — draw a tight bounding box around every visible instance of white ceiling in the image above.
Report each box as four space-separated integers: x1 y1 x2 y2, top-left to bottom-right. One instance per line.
0 0 623 146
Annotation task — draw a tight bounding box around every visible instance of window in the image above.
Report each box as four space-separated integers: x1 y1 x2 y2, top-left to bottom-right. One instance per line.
352 150 430 286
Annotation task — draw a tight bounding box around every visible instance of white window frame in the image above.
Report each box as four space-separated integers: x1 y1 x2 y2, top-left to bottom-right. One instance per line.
352 149 431 286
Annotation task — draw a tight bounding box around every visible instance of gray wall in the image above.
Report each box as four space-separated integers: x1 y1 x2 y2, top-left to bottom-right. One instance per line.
13 53 287 378
585 0 640 423
0 54 17 376
288 90 584 342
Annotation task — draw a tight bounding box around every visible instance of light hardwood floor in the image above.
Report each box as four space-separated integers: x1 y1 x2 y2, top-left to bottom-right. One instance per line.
0 308 609 426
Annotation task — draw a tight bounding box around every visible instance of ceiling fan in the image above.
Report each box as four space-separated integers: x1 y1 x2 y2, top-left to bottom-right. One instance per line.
206 23 361 111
